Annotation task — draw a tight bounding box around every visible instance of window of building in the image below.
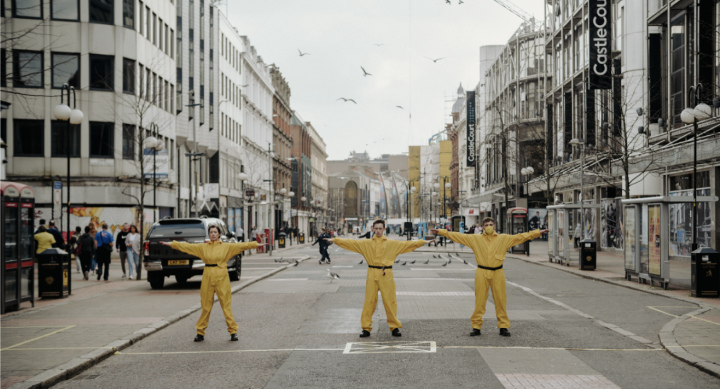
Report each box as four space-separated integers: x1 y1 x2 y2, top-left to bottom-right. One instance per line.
51 121 80 157
51 53 80 89
164 24 169 55
13 0 42 18
170 29 174 58
138 63 144 97
1 119 6 142
146 67 151 100
122 124 135 159
51 0 79 20
89 0 114 24
138 1 144 35
89 122 114 158
146 6 151 40
123 0 134 29
122 58 135 94
670 14 685 128
13 51 43 88
158 18 163 51
164 80 169 111
89 54 114 90
152 72 157 104
153 12 157 45
13 119 44 156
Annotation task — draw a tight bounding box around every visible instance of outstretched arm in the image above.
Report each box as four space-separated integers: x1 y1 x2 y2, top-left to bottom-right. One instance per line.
226 241 260 258
503 230 543 249
331 238 365 254
391 239 427 255
433 229 475 247
168 241 204 257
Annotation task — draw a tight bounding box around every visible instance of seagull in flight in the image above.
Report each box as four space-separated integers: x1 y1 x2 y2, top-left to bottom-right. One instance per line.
326 269 340 283
396 106 404 109
361 67 372 77
337 97 357 104
374 43 384 46
446 0 451 4
425 56 445 63
298 49 310 56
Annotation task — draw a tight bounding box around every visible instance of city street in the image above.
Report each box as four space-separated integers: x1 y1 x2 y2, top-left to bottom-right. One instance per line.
5 237 713 389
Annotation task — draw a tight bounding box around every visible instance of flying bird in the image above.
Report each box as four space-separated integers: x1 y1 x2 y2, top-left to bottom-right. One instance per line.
425 56 445 63
337 97 357 104
396 106 404 109
361 66 372 77
459 0 464 4
326 269 340 283
446 0 451 4
298 49 310 56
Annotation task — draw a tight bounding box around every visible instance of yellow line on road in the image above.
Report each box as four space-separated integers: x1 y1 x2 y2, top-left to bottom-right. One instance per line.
0 325 75 351
667 345 720 348
648 306 679 318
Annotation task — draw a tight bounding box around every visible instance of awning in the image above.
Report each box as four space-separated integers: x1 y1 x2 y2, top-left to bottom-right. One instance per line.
472 187 504 203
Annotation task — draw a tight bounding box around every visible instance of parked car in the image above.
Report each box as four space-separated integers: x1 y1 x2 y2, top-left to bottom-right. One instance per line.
143 217 240 289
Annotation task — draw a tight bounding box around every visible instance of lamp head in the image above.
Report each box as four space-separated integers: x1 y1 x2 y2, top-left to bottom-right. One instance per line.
445 182 451 189
433 182 440 189
410 186 417 193
53 104 71 121
69 109 83 125
680 108 696 125
143 136 158 149
154 139 165 151
301 196 307 202
279 188 287 194
289 191 295 197
237 172 248 181
694 103 712 121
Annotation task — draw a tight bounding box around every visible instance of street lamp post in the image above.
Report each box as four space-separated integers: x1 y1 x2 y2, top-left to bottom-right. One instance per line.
443 179 451 221
144 123 164 223
403 181 417 240
569 138 585 239
681 83 711 251
237 171 248 240
53 84 83 243
520 167 534 199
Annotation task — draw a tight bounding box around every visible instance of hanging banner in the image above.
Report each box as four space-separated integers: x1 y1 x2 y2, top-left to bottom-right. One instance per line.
466 91 476 167
143 149 169 179
589 0 612 90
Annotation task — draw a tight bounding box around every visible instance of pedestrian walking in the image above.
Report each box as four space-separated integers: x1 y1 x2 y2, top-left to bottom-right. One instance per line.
236 225 244 242
47 220 66 250
34 225 55 254
125 225 141 280
94 223 114 281
34 219 46 234
88 221 98 274
432 217 547 337
574 223 581 248
312 227 332 264
250 226 257 242
116 223 130 279
160 225 259 342
77 226 95 280
71 227 82 272
327 220 428 338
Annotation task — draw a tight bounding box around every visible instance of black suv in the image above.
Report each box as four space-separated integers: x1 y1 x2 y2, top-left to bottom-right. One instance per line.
143 218 241 289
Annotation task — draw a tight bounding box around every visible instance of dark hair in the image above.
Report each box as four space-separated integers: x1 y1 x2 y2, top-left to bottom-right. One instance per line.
102 223 108 229
38 225 47 232
208 224 221 234
39 219 46 225
69 236 77 245
481 217 495 226
129 225 138 233
75 226 82 232
372 219 386 228
84 226 90 233
49 220 56 227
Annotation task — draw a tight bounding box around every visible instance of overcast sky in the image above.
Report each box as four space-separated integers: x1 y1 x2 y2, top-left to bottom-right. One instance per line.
226 0 544 160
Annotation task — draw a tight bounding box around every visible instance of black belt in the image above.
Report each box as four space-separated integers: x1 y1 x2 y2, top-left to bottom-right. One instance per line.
368 265 391 276
204 264 218 267
477 264 503 271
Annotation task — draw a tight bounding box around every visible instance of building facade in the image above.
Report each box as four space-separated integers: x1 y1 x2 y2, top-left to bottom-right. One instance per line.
290 113 311 234
270 66 293 234
307 121 327 235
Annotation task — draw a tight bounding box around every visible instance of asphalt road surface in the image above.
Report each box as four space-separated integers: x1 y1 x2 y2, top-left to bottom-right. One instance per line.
54 237 720 389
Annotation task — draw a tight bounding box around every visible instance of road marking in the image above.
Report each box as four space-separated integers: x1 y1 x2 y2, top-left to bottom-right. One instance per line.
442 346 662 352
647 306 719 326
396 291 475 296
0 325 75 351
0 325 75 328
3 347 114 351
115 348 344 355
666 345 720 348
344 341 436 354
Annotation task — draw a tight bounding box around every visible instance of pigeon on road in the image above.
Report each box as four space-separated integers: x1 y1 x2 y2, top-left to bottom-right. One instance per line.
441 260 448 267
410 260 416 264
326 269 340 283
423 259 430 264
401 261 407 266
463 259 468 265
293 259 299 266
395 258 400 263
359 259 364 265
433 255 437 259
280 257 284 262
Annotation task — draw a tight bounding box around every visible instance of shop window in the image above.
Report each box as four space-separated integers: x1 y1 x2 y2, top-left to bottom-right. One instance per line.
89 122 114 158
13 51 43 88
51 0 79 21
51 53 80 89
89 54 114 91
1 49 6 87
13 120 44 156
51 121 80 157
89 0 114 24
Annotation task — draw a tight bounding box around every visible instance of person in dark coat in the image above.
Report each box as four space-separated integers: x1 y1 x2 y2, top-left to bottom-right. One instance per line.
77 226 96 280
47 220 66 250
312 227 332 264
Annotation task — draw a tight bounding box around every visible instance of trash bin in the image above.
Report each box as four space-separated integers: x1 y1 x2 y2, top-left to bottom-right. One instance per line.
37 248 71 298
579 239 596 271
299 233 305 244
278 232 286 249
691 247 719 298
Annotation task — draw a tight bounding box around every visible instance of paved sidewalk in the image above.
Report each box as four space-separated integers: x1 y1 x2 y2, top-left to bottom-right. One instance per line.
0 254 309 389
673 308 720 365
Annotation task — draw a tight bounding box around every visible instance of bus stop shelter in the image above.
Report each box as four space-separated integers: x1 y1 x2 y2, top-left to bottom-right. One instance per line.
547 203 600 266
621 195 718 289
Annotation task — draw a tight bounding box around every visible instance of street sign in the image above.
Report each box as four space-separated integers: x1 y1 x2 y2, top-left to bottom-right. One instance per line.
204 183 219 199
245 189 255 198
53 181 62 215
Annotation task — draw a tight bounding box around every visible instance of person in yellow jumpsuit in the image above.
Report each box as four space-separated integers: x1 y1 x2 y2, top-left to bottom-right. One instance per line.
328 219 427 337
432 217 547 337
161 225 258 342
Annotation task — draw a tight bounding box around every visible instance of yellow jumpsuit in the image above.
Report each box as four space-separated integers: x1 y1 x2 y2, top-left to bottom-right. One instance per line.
437 229 540 329
170 240 259 335
333 236 425 332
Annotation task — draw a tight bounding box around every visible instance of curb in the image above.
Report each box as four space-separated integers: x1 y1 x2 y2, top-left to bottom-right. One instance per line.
658 307 720 379
8 256 310 389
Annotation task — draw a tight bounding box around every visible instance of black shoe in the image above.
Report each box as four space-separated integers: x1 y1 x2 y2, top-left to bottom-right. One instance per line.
499 328 511 337
230 334 238 341
470 329 481 337
392 328 401 337
359 330 371 338
326 259 331 264
319 260 323 265
194 334 204 342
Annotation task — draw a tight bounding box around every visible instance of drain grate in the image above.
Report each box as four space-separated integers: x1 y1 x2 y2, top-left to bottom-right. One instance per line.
344 341 436 354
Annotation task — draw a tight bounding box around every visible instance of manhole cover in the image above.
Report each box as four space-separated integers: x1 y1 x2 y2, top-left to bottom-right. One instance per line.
343 341 436 354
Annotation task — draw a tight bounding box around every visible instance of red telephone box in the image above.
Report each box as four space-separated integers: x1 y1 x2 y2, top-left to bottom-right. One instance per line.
2 182 36 313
